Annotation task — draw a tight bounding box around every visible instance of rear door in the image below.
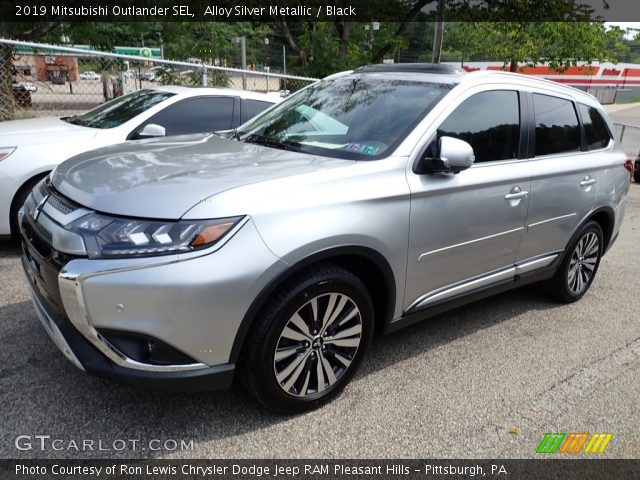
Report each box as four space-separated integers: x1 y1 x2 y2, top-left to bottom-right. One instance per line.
516 93 599 264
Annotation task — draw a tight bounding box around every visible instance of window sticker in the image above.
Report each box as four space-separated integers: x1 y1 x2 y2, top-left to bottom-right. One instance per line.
346 143 380 156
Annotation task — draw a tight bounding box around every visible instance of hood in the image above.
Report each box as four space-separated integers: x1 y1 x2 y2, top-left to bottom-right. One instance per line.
0 117 98 145
52 133 353 219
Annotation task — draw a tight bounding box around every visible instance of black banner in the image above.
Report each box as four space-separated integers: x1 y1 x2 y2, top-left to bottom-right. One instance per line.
1 459 639 480
1 0 640 23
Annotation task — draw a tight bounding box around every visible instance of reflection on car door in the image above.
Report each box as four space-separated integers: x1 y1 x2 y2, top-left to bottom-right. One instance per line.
404 89 531 313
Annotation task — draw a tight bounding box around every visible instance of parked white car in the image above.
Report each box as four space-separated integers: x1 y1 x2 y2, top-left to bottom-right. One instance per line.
79 71 100 80
0 86 281 237
21 82 37 92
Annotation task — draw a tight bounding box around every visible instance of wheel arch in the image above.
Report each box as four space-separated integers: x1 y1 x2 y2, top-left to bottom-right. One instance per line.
229 246 396 363
586 206 614 252
557 206 614 267
9 170 50 235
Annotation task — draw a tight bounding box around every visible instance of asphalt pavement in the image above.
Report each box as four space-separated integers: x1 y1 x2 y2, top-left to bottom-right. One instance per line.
1 110 639 460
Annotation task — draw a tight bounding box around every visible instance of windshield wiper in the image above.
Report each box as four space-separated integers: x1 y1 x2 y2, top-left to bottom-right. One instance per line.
242 134 302 152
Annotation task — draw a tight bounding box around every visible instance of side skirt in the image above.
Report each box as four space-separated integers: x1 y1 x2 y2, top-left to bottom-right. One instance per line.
384 265 558 335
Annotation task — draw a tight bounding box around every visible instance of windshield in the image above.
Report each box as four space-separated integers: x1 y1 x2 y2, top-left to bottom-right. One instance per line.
63 89 175 129
238 75 448 159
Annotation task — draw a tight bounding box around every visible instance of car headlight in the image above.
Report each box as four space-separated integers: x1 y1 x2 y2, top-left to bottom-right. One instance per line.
0 147 16 161
66 213 243 259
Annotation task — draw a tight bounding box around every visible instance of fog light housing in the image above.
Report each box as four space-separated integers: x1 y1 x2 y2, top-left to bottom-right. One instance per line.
97 329 196 366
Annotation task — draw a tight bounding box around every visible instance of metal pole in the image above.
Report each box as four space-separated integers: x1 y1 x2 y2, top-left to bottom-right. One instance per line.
240 36 247 90
283 46 287 92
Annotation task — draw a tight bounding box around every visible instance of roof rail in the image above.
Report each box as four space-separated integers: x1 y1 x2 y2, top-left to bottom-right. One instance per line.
355 63 466 75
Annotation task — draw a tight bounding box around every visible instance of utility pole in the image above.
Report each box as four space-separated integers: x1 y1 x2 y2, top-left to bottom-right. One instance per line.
233 36 247 89
431 0 445 64
157 32 164 59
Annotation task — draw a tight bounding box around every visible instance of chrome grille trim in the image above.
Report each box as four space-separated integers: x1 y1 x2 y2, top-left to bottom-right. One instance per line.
30 291 85 372
37 180 48 199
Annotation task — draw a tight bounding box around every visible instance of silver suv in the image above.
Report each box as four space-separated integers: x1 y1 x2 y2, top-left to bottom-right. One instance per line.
20 64 630 412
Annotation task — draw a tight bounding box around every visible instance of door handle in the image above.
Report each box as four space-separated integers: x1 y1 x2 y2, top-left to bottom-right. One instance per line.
580 177 597 187
505 190 529 200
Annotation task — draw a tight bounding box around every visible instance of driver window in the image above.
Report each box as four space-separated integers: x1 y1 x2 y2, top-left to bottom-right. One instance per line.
436 90 520 163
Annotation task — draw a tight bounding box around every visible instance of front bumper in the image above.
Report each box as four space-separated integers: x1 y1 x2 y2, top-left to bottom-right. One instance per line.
19 180 287 391
23 258 236 391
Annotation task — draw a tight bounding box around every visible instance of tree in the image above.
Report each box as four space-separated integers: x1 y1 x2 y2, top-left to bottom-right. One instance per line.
269 0 438 77
446 22 626 72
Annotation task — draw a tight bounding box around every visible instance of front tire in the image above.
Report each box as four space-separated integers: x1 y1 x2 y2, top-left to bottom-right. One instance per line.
545 221 603 303
240 263 374 413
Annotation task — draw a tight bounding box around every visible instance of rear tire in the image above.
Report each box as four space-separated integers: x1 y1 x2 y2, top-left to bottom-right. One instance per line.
240 263 374 414
633 170 640 183
544 221 603 303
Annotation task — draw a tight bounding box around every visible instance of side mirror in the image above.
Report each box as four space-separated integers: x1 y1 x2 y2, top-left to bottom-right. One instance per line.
415 136 475 174
135 123 166 139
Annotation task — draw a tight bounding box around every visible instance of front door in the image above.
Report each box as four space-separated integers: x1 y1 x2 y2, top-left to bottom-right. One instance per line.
404 89 531 313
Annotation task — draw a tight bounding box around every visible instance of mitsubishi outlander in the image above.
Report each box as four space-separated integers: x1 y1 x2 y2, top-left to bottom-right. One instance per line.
19 64 630 412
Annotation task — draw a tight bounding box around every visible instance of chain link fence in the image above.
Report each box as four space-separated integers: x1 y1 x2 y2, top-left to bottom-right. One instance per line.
0 38 318 120
613 122 640 159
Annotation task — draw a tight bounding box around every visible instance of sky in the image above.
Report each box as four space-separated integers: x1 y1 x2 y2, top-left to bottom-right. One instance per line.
605 22 640 38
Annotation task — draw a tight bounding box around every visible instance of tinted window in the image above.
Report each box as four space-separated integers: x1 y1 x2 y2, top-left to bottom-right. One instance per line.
578 103 611 150
65 89 175 129
437 90 520 162
533 94 581 156
242 99 273 123
146 97 235 136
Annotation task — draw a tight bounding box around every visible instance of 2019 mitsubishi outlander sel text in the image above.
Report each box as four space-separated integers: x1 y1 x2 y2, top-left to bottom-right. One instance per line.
19 65 630 412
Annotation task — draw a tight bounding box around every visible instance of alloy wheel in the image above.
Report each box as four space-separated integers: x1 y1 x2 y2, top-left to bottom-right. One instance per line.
273 292 362 398
567 231 599 295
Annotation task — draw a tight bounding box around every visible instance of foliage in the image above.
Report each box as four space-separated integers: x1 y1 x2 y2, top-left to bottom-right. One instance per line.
445 22 626 71
155 67 229 88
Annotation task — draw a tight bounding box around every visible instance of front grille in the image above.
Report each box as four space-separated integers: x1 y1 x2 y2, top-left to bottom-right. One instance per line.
41 179 82 215
47 192 76 215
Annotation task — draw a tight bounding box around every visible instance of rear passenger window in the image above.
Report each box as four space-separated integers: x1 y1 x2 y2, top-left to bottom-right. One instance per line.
578 104 612 150
242 100 273 123
145 97 235 136
437 90 520 163
533 94 581 156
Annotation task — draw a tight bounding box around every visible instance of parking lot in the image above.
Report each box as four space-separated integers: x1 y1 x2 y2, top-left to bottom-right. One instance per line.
1 109 639 460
